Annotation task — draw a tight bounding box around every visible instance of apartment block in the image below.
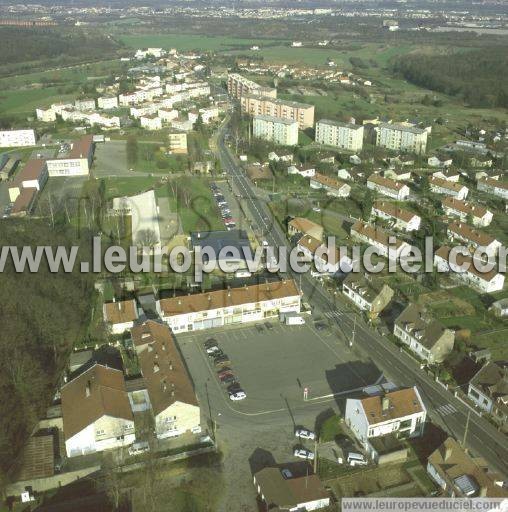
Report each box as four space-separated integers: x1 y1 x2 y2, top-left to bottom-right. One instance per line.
478 178 508 200
168 131 188 154
315 119 364 152
376 123 428 154
227 73 277 99
0 129 36 148
97 96 119 110
240 94 314 129
253 115 299 146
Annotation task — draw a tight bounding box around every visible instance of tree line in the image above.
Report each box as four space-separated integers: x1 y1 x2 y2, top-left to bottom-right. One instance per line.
392 46 508 108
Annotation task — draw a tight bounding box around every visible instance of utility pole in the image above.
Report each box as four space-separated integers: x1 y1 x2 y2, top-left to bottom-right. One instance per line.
350 315 356 348
313 437 319 473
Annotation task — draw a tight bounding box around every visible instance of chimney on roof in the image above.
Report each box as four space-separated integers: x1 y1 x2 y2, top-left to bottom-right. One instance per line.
85 380 91 397
382 396 390 412
153 362 160 373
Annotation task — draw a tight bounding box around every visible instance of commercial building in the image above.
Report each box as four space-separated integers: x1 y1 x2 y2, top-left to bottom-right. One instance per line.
434 246 505 293
315 119 364 152
376 123 428 154
430 177 469 200
442 197 493 227
351 220 410 260
46 135 94 177
345 387 426 454
253 468 330 511
0 129 36 148
467 362 508 431
253 115 299 146
156 280 301 333
394 304 454 363
371 201 421 232
310 173 350 197
427 437 508 497
62 364 135 457
132 321 201 439
367 174 410 200
227 73 277 99
168 131 188 154
240 94 314 129
447 221 502 258
8 159 48 203
342 273 394 319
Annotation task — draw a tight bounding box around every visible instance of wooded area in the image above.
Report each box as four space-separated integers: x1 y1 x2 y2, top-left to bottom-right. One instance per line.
392 46 508 108
0 220 95 479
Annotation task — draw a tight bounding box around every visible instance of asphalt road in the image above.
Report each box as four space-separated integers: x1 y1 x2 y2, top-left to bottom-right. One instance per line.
217 124 508 478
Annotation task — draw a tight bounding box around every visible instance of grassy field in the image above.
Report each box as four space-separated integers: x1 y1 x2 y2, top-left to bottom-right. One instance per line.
118 34 286 51
0 87 76 116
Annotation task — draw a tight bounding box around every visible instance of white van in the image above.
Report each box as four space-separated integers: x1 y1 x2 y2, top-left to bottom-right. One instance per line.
347 452 367 466
128 441 149 456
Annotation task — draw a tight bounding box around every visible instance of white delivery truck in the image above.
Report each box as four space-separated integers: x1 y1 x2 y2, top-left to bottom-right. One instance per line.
279 312 305 325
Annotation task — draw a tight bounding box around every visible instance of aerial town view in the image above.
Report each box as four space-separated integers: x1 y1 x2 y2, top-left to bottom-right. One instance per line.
0 0 507 510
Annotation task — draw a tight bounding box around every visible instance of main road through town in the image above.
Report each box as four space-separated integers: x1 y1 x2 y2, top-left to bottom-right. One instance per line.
216 122 508 478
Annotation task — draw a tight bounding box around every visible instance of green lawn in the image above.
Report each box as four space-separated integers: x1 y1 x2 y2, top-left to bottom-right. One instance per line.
103 176 162 199
0 87 76 115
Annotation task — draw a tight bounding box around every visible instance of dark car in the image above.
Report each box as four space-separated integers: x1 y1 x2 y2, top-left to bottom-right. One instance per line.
204 338 218 348
227 382 242 393
218 371 234 382
255 323 264 332
264 322 273 330
314 322 327 331
221 375 238 385
217 367 233 377
209 349 224 359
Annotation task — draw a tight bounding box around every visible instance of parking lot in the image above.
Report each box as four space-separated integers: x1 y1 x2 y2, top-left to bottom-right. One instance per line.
177 320 381 415
94 140 131 177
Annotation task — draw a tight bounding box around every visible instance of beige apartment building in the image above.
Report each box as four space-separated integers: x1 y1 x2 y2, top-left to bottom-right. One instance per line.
168 131 188 154
253 115 299 146
376 123 428 154
240 94 314 129
315 119 364 152
227 73 277 99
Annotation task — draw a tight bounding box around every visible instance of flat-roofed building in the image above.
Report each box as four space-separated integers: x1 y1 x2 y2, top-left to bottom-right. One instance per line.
315 119 364 152
0 129 36 148
367 174 410 200
376 123 428 154
442 197 493 227
240 94 314 129
227 73 277 99
430 176 469 200
394 303 454 363
168 131 188 154
132 321 201 439
36 107 57 122
46 135 94 177
156 280 301 333
371 201 421 232
253 115 298 146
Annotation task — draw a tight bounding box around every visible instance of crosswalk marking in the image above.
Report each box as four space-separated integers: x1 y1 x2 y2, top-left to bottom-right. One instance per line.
436 404 457 416
324 311 343 319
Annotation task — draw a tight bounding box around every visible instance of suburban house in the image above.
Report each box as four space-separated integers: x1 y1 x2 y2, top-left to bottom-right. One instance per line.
287 164 316 178
430 176 469 200
156 280 301 333
431 169 461 182
367 174 410 200
384 167 412 182
447 221 502 258
350 220 411 260
132 321 201 439
394 304 454 363
103 299 139 335
345 387 426 455
434 246 505 293
337 167 365 182
288 217 324 241
427 437 508 497
477 178 508 200
371 201 421 232
442 197 493 227
297 234 353 274
427 156 453 168
310 173 351 197
342 273 394 319
468 362 508 431
253 467 330 511
61 364 135 457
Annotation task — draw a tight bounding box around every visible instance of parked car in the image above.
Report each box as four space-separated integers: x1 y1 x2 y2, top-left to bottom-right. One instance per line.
209 349 224 359
295 428 316 440
281 469 293 479
294 448 315 460
205 345 221 355
204 338 218 348
229 390 247 401
218 371 234 382
264 322 273 330
255 323 264 332
215 359 232 368
221 375 238 386
217 367 233 376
